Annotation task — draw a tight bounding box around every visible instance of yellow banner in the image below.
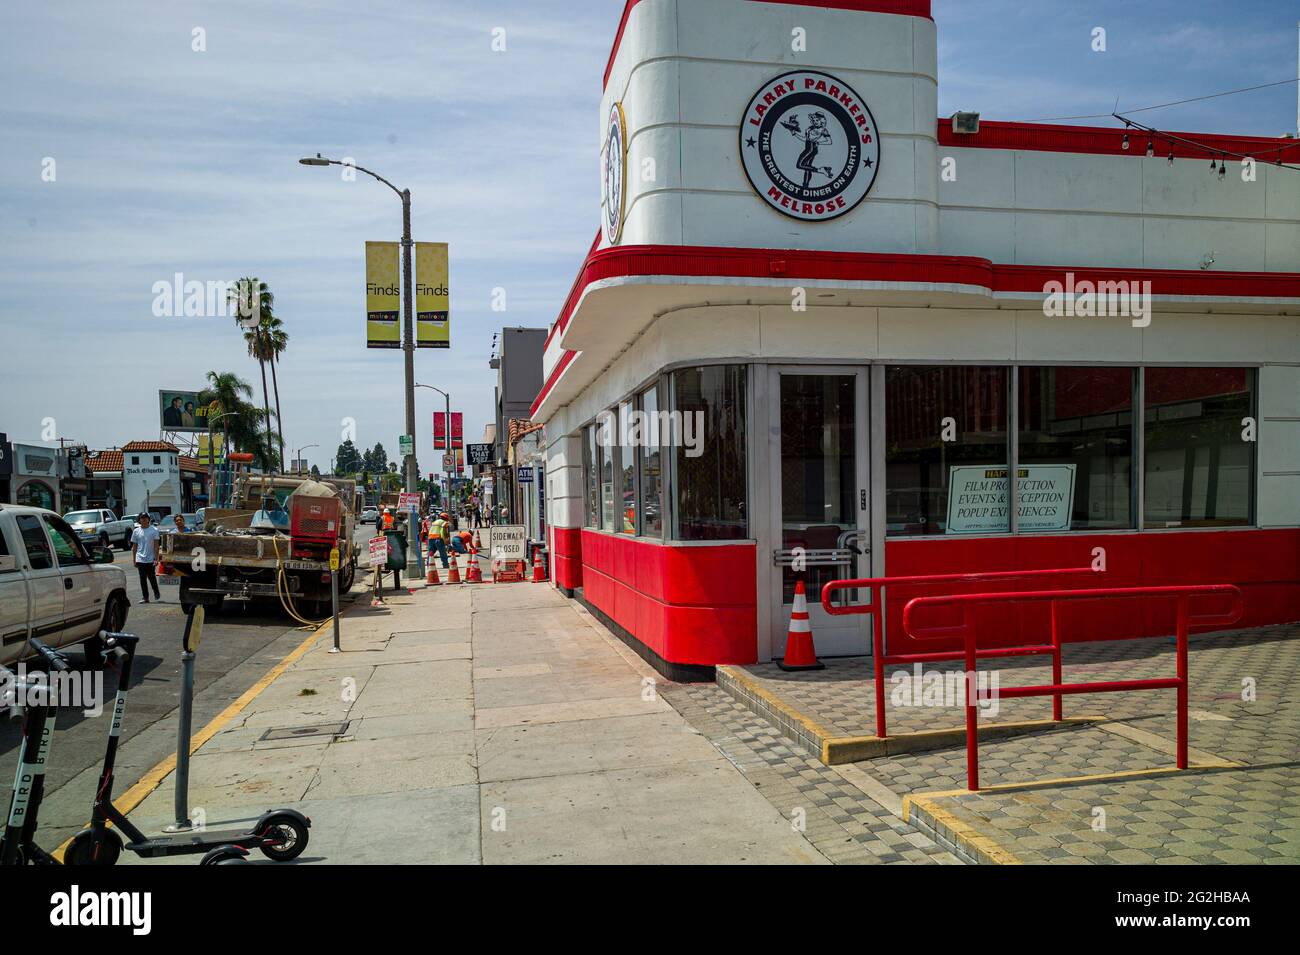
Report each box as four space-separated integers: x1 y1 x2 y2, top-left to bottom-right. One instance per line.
365 241 400 349
415 241 450 349
197 432 224 464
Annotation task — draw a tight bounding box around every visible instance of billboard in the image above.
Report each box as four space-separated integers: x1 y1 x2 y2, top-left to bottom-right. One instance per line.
467 443 493 466
365 241 400 349
415 242 450 348
159 391 210 432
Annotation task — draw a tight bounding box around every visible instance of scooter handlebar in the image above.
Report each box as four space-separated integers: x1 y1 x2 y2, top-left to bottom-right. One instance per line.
27 638 71 673
98 630 140 648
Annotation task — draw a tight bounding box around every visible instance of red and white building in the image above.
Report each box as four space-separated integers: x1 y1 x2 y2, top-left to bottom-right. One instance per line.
534 0 1300 679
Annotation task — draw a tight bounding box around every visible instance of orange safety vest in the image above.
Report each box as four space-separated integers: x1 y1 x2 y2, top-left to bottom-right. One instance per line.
382 512 394 529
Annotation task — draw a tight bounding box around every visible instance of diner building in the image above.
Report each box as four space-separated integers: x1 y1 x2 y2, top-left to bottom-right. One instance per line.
533 0 1300 678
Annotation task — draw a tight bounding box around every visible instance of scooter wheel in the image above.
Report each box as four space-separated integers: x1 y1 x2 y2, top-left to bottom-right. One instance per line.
200 846 250 865
65 829 123 866
257 813 309 861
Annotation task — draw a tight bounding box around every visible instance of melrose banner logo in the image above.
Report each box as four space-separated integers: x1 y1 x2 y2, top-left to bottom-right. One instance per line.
1042 272 1153 327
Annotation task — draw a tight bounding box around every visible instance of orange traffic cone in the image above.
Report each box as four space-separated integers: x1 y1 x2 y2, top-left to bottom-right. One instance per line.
777 579 824 671
531 560 547 583
473 530 482 550
445 557 461 584
465 549 483 584
425 561 441 586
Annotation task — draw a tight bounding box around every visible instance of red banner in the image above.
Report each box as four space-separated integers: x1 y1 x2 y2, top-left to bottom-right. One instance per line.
433 412 463 450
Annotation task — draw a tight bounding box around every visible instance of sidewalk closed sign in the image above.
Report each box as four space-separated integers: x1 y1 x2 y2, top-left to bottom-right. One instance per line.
368 535 389 567
945 464 1076 533
489 525 526 561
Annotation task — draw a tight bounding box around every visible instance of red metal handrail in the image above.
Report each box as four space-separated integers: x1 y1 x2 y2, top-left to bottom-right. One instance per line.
901 584 1244 790
820 567 1099 738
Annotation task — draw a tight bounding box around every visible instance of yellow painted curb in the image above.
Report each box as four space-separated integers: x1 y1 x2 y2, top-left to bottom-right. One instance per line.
53 616 334 861
904 761 1241 865
717 665 843 744
719 666 1109 766
902 793 1024 865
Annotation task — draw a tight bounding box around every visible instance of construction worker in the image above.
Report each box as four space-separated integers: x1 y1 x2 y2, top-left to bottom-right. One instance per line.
382 507 394 530
429 511 450 568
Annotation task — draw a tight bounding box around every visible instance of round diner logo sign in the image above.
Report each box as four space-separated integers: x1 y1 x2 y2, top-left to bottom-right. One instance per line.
602 102 627 245
740 70 880 222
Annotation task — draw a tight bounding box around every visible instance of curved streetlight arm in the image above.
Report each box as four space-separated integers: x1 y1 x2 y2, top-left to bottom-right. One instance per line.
299 154 405 200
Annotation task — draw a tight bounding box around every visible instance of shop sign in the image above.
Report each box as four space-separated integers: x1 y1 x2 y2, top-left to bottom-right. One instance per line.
467 443 493 466
489 525 526 562
517 466 533 484
740 70 880 222
946 464 1076 534
601 102 627 244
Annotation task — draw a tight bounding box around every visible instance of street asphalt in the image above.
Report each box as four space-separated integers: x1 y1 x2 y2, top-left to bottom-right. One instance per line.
0 522 375 853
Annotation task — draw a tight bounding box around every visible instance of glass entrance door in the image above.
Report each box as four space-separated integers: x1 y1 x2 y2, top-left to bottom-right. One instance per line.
769 368 870 658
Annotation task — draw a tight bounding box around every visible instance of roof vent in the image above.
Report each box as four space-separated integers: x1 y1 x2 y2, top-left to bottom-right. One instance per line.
951 111 980 134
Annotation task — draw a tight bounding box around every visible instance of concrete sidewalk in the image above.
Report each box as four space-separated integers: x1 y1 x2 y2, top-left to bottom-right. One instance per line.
122 573 826 864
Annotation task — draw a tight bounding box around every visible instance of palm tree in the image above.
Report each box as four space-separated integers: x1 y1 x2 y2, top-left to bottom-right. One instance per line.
200 371 278 472
261 314 289 469
228 278 277 468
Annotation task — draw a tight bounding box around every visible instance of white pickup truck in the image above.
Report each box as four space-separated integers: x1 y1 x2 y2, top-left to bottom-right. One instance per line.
0 504 130 667
63 508 135 551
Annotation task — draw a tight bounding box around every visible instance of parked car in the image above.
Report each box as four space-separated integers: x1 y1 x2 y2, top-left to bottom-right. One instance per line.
0 504 129 667
360 506 379 525
62 508 134 551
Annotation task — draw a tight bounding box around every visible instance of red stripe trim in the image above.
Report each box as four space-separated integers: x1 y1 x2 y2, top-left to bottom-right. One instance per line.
531 243 1300 416
531 348 578 417
938 118 1300 161
604 0 933 91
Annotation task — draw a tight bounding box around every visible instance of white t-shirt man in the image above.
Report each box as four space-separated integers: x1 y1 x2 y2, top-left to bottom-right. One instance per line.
131 523 161 563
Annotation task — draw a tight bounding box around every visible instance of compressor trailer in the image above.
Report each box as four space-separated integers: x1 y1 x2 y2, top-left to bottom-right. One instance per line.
159 476 358 618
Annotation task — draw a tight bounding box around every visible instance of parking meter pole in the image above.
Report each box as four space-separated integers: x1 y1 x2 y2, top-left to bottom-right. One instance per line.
328 546 341 653
330 568 341 653
166 607 201 832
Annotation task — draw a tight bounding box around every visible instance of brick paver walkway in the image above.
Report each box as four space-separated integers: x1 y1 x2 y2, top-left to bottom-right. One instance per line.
698 623 1300 863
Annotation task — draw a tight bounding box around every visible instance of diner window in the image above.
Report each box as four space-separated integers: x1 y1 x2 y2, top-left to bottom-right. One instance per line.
1144 367 1254 527
618 401 636 533
582 426 598 528
1018 367 1135 530
638 383 664 537
885 365 1010 536
598 412 616 531
672 365 748 541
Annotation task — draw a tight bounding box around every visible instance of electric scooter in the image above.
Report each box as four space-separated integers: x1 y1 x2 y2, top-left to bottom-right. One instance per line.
64 630 311 865
1 638 72 865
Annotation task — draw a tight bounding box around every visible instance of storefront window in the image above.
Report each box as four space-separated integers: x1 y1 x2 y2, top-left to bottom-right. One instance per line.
638 384 664 537
582 426 598 528
885 366 1009 536
599 414 616 531
1144 368 1253 527
16 481 54 511
1018 367 1135 530
672 365 748 540
618 401 636 533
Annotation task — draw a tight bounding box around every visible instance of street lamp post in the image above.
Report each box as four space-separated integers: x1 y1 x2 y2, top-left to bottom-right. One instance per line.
294 444 319 475
300 153 420 582
416 383 452 510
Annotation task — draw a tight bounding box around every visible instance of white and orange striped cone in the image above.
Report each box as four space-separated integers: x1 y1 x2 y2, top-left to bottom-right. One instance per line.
425 561 441 586
777 579 825 671
445 555 461 584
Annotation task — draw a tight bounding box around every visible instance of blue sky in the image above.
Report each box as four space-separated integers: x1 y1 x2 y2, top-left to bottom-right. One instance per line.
1 0 1296 477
